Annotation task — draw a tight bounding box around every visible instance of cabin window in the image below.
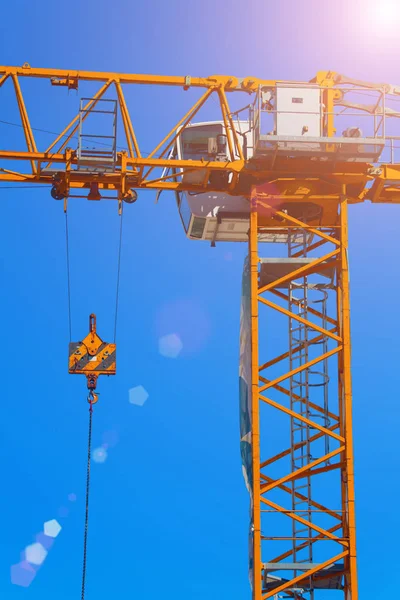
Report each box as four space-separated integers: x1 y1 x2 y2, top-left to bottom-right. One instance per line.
190 217 206 239
178 193 191 232
180 124 223 160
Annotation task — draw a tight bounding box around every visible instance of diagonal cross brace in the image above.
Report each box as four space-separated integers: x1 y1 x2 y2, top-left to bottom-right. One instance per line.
259 346 342 394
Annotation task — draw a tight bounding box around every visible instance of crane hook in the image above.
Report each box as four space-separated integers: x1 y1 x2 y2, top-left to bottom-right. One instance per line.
87 390 99 404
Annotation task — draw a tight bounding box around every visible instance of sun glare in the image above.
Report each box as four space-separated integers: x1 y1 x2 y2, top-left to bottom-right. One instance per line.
366 0 400 30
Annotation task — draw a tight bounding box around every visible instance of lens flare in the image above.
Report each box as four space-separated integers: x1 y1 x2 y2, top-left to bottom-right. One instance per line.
11 561 36 587
365 0 400 31
102 429 119 447
92 447 108 463
25 543 47 566
44 519 62 538
129 385 149 406
35 533 54 551
158 333 183 358
155 299 211 356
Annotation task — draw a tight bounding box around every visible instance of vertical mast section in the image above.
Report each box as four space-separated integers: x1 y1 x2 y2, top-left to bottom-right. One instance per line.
338 197 358 600
247 196 358 599
250 199 262 600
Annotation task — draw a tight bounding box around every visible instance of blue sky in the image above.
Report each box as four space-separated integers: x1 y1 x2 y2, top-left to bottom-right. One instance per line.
0 0 399 598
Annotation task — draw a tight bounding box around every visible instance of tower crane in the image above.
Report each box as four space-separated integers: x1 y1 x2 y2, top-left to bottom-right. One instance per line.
2 64 400 600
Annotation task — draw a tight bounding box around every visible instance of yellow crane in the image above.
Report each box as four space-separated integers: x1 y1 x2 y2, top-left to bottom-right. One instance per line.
1 63 399 600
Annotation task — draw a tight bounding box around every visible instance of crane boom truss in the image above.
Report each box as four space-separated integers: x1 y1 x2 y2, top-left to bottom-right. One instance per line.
1 64 400 205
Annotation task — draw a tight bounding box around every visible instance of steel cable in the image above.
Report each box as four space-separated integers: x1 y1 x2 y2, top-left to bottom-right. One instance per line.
81 402 94 600
113 210 124 343
65 211 72 342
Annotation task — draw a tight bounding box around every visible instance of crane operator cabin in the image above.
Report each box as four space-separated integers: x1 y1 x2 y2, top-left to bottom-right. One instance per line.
175 81 384 244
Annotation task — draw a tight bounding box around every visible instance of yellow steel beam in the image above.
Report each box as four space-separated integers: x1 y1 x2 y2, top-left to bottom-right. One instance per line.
259 394 344 443
258 328 338 372
115 81 141 159
260 473 343 521
339 195 359 599
45 81 113 155
0 65 340 90
270 289 338 327
11 74 37 174
259 375 340 422
257 200 341 246
262 551 349 600
267 523 343 565
250 194 357 599
260 497 346 545
0 149 244 170
258 298 342 343
250 198 262 600
259 346 342 394
258 249 340 295
260 423 341 469
146 88 214 162
0 64 281 91
290 235 331 258
0 73 9 87
260 446 345 494
0 64 399 204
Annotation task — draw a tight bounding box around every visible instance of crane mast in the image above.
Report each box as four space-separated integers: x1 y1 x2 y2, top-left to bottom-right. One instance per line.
247 196 356 599
2 64 400 599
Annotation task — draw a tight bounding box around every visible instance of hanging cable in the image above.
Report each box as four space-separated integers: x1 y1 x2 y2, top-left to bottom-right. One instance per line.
65 207 124 345
65 207 123 597
0 119 123 150
81 398 94 600
65 210 72 342
0 119 158 154
113 210 124 343
0 185 50 190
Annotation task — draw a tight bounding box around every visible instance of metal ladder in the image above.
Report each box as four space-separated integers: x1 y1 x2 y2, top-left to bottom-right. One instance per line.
77 98 117 172
288 221 331 599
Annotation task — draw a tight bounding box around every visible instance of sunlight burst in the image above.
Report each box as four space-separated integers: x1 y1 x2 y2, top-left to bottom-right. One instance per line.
365 0 400 30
